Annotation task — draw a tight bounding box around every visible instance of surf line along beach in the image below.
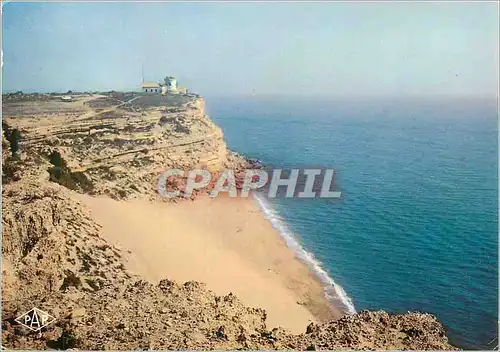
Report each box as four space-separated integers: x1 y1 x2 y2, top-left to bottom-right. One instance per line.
73 100 349 333
76 192 347 333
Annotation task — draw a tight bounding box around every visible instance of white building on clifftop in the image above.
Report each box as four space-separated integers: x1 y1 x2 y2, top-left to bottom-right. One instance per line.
164 76 178 93
141 82 160 93
140 75 188 94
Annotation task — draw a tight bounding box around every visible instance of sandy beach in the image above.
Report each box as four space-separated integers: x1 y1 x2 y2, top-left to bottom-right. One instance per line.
76 193 342 333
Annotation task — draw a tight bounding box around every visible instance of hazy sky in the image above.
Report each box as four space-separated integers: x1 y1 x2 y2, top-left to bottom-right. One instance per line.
2 2 498 97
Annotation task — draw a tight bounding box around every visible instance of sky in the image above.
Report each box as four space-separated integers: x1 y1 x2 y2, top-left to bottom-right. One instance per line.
2 2 499 97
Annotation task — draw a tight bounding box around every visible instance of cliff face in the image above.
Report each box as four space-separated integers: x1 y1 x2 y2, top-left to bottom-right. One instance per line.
1 93 456 350
2 93 246 200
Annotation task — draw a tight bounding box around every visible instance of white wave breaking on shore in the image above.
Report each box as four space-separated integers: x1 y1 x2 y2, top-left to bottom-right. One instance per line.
253 192 357 315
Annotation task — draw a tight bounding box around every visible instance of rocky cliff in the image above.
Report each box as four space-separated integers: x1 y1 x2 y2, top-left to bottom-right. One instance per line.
1 92 456 350
2 92 247 200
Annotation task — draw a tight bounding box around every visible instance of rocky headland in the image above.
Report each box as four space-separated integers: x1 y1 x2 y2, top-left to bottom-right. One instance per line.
1 92 456 350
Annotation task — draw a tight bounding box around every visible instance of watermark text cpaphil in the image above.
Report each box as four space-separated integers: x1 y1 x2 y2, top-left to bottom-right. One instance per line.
157 168 342 199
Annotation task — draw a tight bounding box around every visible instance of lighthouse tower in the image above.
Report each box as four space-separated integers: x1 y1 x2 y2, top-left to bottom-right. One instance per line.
163 76 178 94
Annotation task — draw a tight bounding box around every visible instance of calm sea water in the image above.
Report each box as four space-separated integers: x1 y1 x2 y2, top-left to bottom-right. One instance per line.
206 96 498 350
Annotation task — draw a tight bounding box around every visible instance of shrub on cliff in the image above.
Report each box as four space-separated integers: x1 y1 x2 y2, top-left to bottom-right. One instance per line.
9 129 21 157
47 150 93 192
49 150 67 168
3 123 22 157
48 166 94 193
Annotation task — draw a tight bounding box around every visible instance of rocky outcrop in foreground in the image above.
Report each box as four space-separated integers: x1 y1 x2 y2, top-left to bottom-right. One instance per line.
1 181 456 350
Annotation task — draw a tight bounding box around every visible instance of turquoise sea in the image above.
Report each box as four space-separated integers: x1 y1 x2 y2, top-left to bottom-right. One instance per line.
207 96 498 350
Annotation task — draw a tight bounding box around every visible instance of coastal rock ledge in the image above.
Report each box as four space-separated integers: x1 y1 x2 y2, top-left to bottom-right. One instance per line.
2 93 456 350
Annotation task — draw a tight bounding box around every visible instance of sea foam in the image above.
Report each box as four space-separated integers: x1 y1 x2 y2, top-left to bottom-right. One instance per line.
252 192 357 315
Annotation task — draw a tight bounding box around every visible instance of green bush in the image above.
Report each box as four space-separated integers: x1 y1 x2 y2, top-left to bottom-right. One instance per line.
47 150 93 192
48 166 94 192
4 127 22 157
49 150 67 168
